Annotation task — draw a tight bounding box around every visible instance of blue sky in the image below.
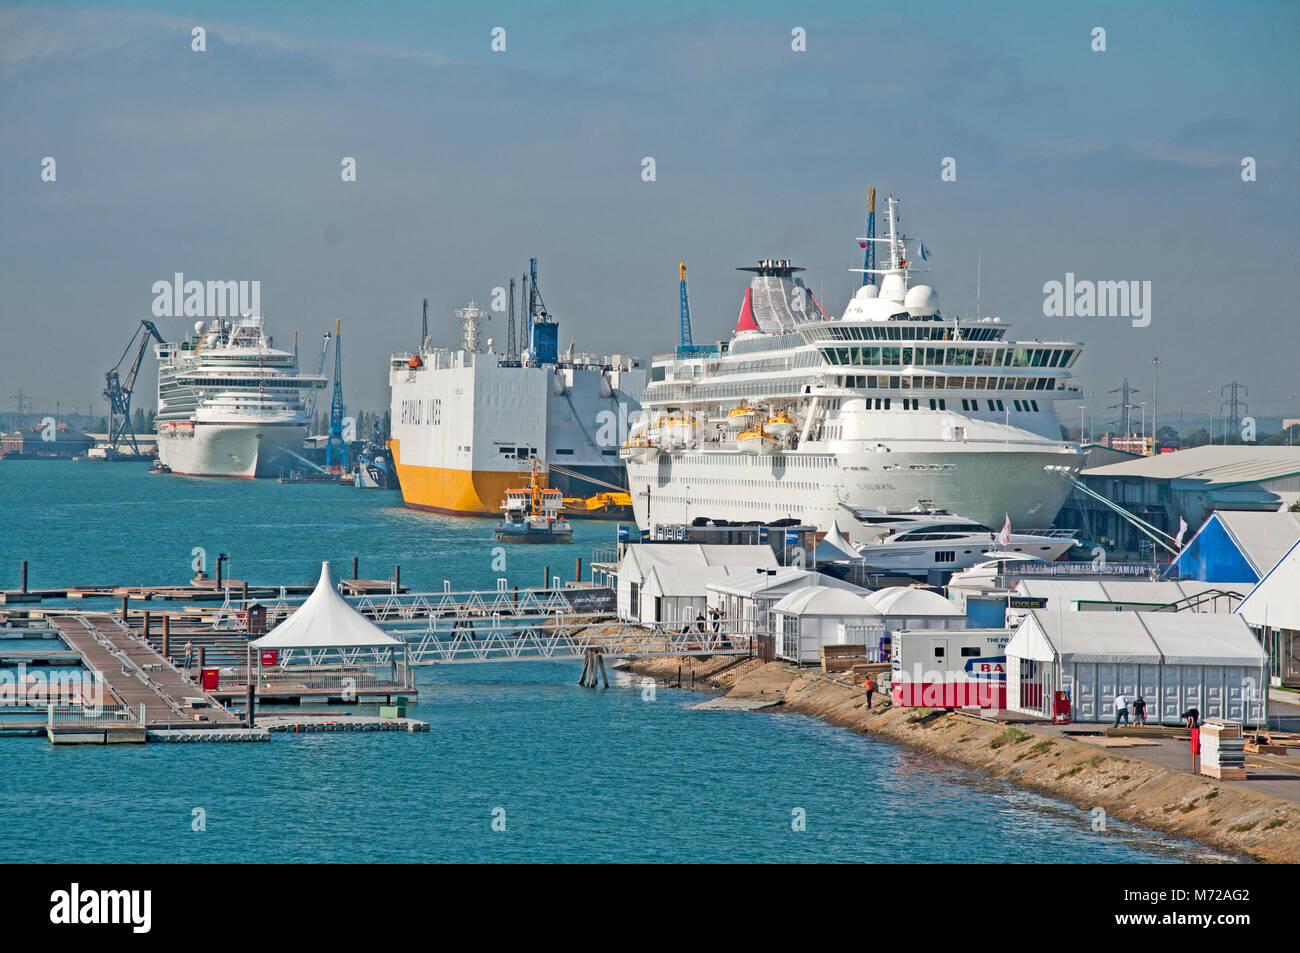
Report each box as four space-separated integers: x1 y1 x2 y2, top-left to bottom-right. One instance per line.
2 0 1297 423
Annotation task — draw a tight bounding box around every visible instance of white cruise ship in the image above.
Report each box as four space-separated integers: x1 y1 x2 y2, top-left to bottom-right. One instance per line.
621 195 1085 542
155 316 325 478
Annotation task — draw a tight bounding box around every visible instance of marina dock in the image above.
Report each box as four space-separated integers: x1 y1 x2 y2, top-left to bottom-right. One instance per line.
48 614 241 735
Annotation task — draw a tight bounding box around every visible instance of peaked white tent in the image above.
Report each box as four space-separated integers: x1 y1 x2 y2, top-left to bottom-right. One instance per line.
254 562 403 650
813 524 860 562
250 562 411 692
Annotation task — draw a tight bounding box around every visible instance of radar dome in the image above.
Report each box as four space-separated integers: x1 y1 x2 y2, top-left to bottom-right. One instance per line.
854 284 878 300
843 296 904 322
904 285 940 317
193 321 205 335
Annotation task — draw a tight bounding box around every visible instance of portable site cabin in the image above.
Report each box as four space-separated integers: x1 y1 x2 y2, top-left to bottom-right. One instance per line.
864 586 966 635
890 628 1013 708
616 544 777 624
1005 610 1266 724
706 568 869 637
771 587 883 665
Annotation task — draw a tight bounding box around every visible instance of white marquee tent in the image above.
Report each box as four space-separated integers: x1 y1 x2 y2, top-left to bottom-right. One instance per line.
250 562 411 690
1006 609 1265 724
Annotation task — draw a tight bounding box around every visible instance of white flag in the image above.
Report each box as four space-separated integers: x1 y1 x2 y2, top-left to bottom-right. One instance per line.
1175 517 1189 549
997 514 1011 547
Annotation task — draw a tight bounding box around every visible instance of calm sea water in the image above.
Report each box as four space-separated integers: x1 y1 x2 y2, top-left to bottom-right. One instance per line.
0 462 1214 862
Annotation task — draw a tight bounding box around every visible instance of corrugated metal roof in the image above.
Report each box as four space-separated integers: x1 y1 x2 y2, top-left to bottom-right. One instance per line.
1081 445 1300 486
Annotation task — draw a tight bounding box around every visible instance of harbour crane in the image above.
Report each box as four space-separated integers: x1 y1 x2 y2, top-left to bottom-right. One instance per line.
104 320 165 455
323 318 346 471
303 330 333 426
679 261 694 348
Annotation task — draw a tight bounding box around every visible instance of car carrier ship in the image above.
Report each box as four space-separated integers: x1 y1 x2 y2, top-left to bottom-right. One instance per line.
388 261 647 517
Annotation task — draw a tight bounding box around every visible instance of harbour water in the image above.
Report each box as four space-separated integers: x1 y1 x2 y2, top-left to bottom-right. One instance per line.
0 462 1216 862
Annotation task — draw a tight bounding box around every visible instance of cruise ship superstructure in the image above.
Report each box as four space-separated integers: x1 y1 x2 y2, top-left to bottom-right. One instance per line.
389 269 647 516
622 196 1085 542
155 316 324 478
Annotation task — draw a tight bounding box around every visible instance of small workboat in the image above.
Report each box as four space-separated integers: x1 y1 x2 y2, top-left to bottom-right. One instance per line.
495 459 574 543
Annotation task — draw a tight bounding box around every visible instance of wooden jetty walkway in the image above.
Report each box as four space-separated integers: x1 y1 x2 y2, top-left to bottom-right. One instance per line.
48 614 240 731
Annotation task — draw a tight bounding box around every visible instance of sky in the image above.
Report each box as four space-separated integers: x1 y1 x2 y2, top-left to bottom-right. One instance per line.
2 0 1298 427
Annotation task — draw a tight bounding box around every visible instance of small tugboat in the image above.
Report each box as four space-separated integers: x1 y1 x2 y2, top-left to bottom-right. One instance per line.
495 459 573 544
147 460 172 474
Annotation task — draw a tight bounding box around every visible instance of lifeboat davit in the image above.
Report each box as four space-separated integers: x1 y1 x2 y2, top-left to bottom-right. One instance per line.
727 402 758 429
765 411 795 438
662 415 698 447
619 436 660 464
736 427 777 455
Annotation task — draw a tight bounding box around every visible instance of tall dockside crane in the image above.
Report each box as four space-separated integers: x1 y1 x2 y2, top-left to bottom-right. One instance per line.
323 318 346 470
679 262 694 348
303 330 332 426
105 319 165 454
861 188 877 286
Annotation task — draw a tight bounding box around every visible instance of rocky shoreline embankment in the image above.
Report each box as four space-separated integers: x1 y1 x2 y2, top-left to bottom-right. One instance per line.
622 656 1299 864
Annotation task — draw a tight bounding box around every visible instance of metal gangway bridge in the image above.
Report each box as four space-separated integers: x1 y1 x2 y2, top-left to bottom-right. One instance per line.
207 579 757 667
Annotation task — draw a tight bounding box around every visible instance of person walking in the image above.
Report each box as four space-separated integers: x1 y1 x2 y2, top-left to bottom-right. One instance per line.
182 639 193 671
1112 691 1130 728
864 675 876 708
1132 695 1148 726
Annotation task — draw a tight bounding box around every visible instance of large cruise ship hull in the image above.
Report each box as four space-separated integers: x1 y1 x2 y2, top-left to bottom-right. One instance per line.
627 445 1082 542
158 422 308 479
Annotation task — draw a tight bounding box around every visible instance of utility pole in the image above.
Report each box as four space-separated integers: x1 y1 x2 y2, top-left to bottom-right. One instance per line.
1149 357 1160 446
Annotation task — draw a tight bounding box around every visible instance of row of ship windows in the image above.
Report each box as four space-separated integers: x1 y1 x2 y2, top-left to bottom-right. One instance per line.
958 399 1041 413
839 374 1059 391
822 346 1078 368
666 453 834 467
859 397 1039 413
819 325 1006 342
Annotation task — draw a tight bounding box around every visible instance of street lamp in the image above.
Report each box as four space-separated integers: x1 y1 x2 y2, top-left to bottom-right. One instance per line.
1079 405 1086 444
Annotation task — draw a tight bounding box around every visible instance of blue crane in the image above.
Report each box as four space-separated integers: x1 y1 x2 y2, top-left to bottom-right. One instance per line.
323 318 346 470
105 319 165 454
679 262 693 347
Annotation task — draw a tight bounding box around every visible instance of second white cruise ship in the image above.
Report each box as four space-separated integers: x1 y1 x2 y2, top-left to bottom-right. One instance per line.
155 315 326 478
621 196 1085 542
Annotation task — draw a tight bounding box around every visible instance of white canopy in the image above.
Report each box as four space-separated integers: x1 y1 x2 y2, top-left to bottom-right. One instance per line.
865 586 964 616
813 523 860 562
1008 609 1264 667
252 562 402 649
771 586 877 617
1237 538 1300 632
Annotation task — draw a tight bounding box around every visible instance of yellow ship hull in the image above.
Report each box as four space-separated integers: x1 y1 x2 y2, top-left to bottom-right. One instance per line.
390 439 517 516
